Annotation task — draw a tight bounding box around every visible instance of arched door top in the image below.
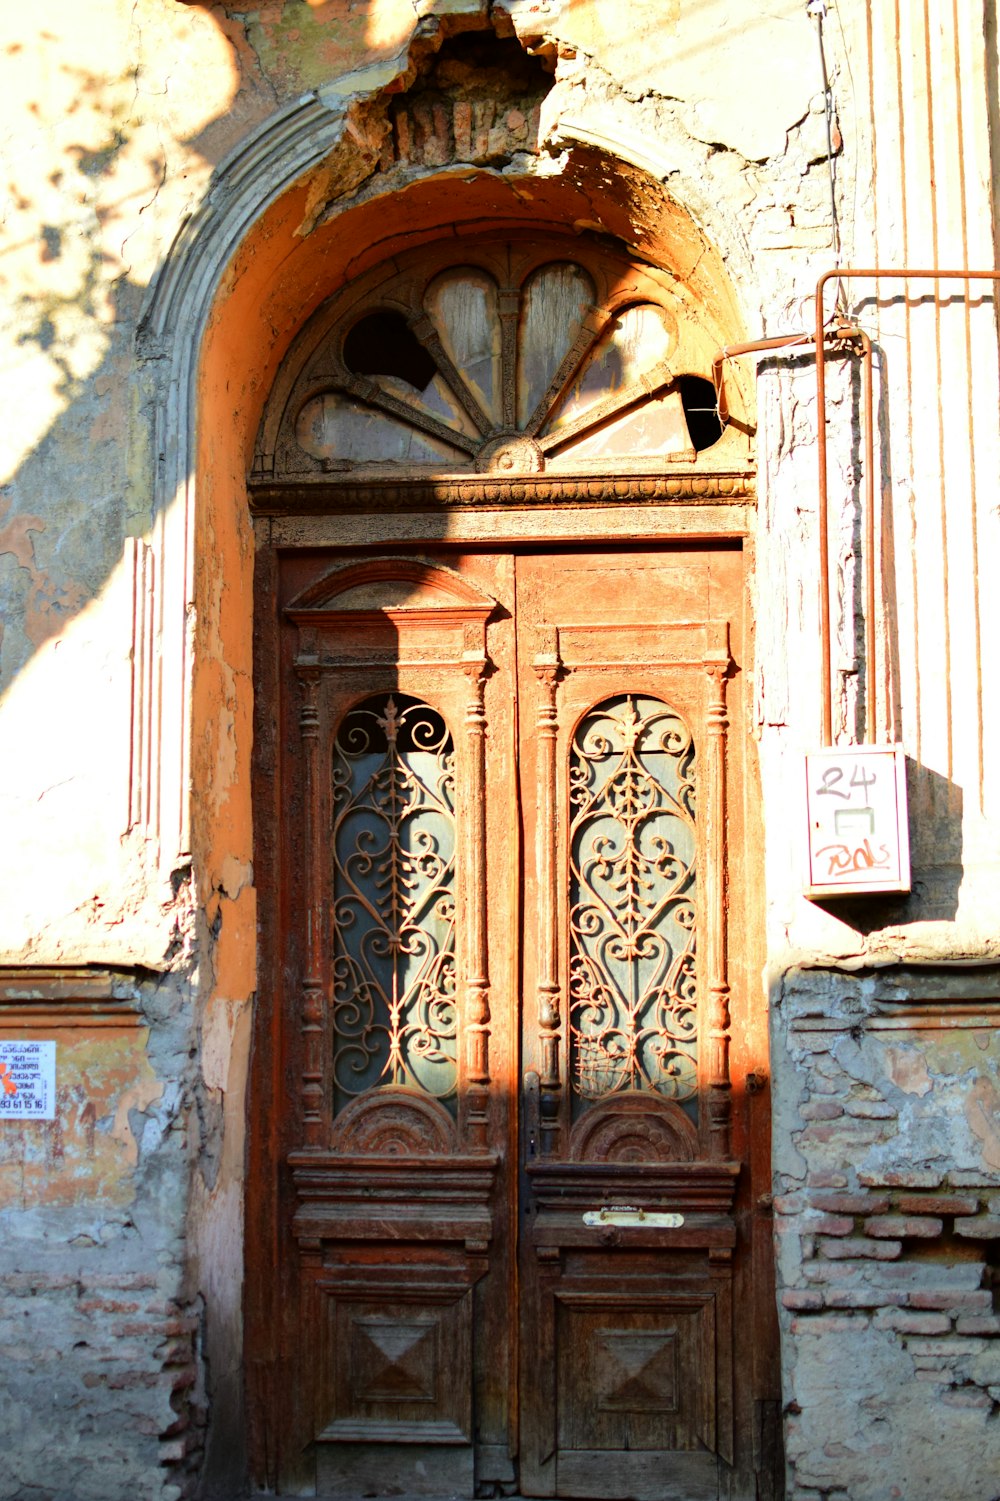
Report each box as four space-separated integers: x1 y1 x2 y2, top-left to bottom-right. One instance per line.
285 555 499 618
252 232 753 494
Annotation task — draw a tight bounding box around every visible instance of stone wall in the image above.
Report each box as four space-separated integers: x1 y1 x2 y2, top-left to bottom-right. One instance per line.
0 968 207 1501
772 966 1000 1500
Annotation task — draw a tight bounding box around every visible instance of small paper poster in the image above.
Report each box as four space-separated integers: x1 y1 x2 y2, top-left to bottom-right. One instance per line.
804 745 911 898
0 1041 56 1119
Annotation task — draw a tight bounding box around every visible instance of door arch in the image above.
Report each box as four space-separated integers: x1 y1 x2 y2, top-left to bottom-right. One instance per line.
251 229 753 488
246 224 774 1500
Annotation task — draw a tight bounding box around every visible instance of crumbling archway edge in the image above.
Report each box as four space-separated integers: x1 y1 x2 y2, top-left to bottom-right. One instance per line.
138 54 758 1491
141 84 756 888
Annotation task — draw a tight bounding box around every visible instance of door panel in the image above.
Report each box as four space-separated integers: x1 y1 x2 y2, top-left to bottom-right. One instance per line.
253 543 771 1499
264 551 519 1496
514 549 748 1499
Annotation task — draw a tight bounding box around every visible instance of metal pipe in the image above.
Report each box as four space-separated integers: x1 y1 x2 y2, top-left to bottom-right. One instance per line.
858 329 876 745
814 266 1000 745
719 269 998 749
815 287 832 743
715 323 859 746
713 333 816 424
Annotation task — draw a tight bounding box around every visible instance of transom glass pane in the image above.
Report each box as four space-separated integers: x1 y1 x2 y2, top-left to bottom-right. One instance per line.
331 694 458 1110
425 268 503 424
516 261 595 427
370 371 481 441
568 694 697 1108
546 303 679 434
297 391 466 466
548 389 693 465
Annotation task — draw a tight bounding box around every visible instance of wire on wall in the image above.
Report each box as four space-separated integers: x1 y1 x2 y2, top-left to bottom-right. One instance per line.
808 0 846 315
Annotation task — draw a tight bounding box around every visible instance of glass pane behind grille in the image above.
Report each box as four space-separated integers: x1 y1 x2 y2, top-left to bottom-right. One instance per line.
568 694 698 1109
331 694 458 1110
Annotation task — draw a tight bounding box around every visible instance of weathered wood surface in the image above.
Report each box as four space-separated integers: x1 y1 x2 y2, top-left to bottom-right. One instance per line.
247 540 776 1498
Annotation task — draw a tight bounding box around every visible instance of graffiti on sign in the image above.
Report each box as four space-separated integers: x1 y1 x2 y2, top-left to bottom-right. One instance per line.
804 746 910 898
0 1041 56 1119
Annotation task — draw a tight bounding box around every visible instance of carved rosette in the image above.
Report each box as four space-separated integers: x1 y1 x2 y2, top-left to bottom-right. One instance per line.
474 434 544 474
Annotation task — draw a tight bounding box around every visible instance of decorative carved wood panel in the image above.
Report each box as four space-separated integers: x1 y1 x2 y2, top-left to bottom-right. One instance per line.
556 1282 729 1454
250 541 776 1500
514 548 748 1499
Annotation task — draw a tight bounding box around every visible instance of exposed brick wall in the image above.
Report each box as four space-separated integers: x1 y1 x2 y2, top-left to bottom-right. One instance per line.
771 969 1000 1501
379 32 550 171
0 971 210 1501
0 1273 205 1501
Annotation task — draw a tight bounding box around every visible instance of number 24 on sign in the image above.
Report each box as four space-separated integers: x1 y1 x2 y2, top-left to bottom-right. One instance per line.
804 746 910 898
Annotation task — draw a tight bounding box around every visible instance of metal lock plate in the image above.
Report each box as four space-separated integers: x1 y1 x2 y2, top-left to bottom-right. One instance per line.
582 1205 685 1228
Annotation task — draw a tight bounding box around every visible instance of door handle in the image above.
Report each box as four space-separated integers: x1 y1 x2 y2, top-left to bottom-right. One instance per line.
522 1069 540 1162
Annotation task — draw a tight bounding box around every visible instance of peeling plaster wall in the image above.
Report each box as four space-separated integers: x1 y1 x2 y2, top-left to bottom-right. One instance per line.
771 967 1000 1501
1 2 999 1498
0 966 210 1501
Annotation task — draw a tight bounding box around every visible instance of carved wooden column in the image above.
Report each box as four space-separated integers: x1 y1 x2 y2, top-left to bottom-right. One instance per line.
703 628 732 1157
463 627 491 1149
533 631 562 1155
297 660 325 1150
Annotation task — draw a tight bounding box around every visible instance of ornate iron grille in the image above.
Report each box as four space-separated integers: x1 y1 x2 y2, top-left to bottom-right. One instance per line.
331 694 457 1109
568 694 698 1104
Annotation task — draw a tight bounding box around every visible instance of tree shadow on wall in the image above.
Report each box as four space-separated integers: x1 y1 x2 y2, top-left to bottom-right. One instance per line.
0 22 283 1501
0 29 274 695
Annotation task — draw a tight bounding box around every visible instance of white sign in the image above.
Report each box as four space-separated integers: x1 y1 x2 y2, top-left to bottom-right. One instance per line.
0 1041 56 1119
804 745 910 898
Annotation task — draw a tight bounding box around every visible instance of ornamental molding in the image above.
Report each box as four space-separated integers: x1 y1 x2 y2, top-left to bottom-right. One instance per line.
249 471 756 514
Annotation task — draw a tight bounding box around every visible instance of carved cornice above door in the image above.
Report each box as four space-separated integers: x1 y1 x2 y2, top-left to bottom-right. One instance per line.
249 470 755 515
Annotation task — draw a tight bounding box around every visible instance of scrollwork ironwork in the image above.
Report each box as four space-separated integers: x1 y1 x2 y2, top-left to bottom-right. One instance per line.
331 694 458 1109
568 694 698 1104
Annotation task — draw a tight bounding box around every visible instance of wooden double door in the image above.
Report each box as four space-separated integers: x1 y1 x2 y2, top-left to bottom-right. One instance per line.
250 541 777 1499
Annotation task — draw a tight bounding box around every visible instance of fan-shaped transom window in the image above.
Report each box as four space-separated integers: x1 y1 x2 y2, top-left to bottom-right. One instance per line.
254 235 751 484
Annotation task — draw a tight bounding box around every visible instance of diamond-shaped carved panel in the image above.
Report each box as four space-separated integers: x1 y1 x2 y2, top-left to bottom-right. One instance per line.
351 1317 438 1404
556 1290 725 1454
594 1329 678 1413
316 1287 474 1444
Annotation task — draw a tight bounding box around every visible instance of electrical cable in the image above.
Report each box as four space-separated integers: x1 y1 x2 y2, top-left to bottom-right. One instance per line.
808 0 847 317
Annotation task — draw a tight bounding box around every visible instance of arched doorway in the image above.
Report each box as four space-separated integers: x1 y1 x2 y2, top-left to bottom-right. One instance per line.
245 222 774 1500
